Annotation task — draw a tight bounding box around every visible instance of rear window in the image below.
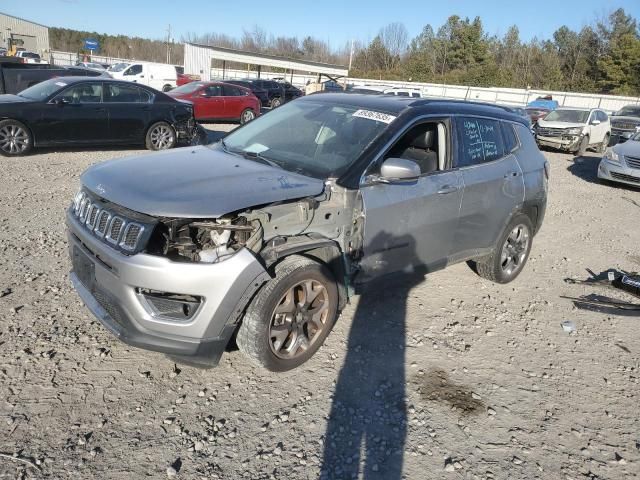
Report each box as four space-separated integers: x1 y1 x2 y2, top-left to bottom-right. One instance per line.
456 117 505 167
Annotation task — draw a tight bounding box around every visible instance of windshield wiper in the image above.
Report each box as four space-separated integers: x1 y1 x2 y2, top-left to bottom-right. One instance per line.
239 150 283 169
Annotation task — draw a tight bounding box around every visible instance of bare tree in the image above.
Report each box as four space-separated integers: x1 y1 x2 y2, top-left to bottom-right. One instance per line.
378 22 409 70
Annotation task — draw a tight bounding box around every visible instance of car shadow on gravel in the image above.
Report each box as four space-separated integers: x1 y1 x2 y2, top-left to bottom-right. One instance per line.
321 233 424 480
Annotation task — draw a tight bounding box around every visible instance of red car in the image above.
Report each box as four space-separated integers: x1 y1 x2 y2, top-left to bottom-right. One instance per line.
168 82 261 124
174 66 201 86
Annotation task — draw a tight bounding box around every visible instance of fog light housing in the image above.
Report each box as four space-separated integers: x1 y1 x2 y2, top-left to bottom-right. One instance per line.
137 288 202 321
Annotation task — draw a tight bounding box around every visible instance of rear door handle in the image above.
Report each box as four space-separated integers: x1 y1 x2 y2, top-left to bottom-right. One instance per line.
504 171 519 178
437 185 459 194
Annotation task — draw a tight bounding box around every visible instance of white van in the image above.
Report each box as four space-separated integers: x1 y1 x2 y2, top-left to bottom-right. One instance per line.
114 63 177 92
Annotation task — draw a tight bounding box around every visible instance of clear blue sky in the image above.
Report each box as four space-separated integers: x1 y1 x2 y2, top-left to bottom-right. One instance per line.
5 0 639 49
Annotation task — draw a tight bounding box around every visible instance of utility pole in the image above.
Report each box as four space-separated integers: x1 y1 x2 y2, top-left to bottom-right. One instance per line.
166 24 172 64
348 39 354 70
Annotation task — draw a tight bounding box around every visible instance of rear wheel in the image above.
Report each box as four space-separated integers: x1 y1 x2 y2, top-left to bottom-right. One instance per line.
236 255 339 371
0 119 32 157
162 84 172 92
470 214 533 284
240 108 256 125
145 122 176 150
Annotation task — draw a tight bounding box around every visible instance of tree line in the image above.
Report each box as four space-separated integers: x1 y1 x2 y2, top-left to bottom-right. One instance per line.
50 8 640 96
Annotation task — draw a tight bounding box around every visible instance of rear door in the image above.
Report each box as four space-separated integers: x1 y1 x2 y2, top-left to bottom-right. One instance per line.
451 116 525 261
222 84 244 119
103 83 153 143
39 81 108 144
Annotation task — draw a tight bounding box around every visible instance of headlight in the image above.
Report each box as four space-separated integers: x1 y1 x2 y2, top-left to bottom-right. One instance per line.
604 148 620 163
566 128 582 135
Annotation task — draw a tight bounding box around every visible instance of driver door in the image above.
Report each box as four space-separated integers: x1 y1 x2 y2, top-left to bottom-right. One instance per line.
358 119 464 283
199 84 225 120
39 82 108 144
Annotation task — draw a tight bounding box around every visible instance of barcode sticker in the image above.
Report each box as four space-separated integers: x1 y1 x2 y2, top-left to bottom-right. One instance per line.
352 109 396 124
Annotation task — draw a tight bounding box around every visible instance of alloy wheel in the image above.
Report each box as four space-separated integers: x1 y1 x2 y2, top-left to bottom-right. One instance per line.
500 224 530 276
150 125 174 150
242 110 255 123
269 280 330 359
0 124 29 154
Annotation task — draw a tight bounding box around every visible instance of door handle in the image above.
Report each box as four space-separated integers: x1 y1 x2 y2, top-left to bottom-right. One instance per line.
437 184 459 194
504 171 519 178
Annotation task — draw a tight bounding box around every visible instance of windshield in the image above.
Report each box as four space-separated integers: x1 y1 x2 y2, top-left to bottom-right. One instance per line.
543 110 589 124
615 106 640 117
219 100 391 179
170 82 205 95
108 63 129 72
18 79 68 101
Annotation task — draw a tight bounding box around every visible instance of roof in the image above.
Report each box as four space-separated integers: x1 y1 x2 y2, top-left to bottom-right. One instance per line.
0 11 49 29
298 93 528 124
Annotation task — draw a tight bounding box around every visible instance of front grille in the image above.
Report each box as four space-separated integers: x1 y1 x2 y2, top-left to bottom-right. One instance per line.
611 172 640 184
71 191 147 254
624 155 640 170
611 122 638 131
537 127 566 137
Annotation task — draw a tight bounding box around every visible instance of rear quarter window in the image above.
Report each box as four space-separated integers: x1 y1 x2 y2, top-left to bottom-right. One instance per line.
502 122 519 153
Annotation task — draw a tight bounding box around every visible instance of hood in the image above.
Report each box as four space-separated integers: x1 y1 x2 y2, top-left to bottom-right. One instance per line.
0 94 31 104
613 138 640 156
81 145 325 218
611 115 640 125
537 119 585 129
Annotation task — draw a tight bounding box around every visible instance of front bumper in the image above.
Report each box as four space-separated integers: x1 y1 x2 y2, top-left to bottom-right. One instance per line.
597 158 640 187
536 134 581 151
66 209 268 366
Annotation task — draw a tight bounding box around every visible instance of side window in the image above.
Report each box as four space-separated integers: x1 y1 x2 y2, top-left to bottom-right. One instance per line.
383 122 444 175
56 83 103 104
598 111 608 122
105 84 152 103
222 85 241 96
501 122 519 153
204 85 222 97
411 92 420 98
124 64 142 76
456 117 505 167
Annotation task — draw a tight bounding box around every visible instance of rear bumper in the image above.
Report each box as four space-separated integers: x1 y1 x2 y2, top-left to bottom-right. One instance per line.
598 158 640 187
66 209 268 367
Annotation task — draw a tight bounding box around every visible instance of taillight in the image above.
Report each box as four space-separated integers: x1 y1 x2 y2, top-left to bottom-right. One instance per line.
543 161 550 180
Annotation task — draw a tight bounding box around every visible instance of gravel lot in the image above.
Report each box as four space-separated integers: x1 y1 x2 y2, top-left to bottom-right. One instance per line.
1 126 639 480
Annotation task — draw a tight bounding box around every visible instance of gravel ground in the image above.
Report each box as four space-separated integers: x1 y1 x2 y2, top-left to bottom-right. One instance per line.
1 127 639 480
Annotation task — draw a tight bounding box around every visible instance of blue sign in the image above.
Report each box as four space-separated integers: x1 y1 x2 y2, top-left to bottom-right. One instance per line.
84 39 99 51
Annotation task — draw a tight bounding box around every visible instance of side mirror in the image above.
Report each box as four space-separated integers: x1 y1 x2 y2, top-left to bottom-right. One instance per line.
379 158 421 182
55 98 69 106
591 119 601 126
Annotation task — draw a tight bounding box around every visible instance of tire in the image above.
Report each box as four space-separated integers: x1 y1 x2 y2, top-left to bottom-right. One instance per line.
270 97 282 108
599 134 610 154
0 119 33 157
575 135 588 156
471 214 534 284
145 122 176 151
240 108 256 125
236 255 339 372
162 84 172 92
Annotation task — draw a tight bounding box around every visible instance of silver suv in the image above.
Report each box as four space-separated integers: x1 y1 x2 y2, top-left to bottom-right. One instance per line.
67 96 549 371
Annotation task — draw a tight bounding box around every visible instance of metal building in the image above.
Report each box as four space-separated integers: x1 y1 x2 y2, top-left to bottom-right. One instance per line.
0 12 50 56
184 43 348 83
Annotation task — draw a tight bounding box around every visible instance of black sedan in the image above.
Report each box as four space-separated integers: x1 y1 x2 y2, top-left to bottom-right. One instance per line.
0 77 198 156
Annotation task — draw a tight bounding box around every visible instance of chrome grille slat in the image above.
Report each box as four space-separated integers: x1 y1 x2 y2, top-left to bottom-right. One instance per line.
537 127 566 137
72 191 146 253
624 155 640 170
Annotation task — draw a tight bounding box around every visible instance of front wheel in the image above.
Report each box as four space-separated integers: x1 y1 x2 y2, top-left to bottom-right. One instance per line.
236 255 339 371
575 135 589 156
270 97 282 108
145 122 176 150
240 108 256 125
0 119 33 157
470 214 533 284
162 84 172 92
